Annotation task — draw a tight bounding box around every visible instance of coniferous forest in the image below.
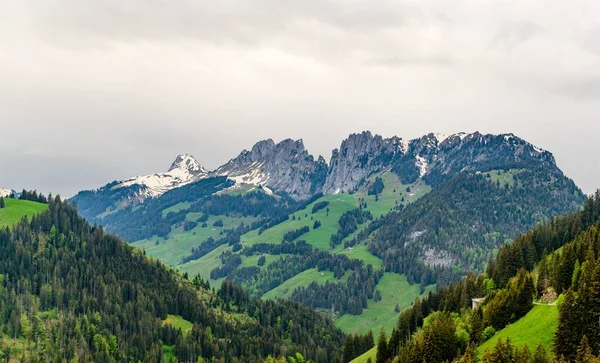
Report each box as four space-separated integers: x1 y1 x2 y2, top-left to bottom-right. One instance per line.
366 191 600 363
0 196 344 362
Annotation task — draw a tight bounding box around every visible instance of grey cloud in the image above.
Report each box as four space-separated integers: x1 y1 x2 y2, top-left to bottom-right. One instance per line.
0 0 599 196
367 55 455 68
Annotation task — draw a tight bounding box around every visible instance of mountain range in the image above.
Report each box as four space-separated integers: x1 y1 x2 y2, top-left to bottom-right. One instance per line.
73 131 560 210
70 130 584 336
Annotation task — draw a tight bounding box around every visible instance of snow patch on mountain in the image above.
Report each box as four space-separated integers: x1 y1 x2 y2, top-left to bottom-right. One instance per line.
415 155 429 177
114 154 208 198
0 188 13 198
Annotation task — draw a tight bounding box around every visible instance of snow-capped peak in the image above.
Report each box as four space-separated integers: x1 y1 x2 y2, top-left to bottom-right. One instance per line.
114 154 208 199
0 188 13 198
168 154 205 174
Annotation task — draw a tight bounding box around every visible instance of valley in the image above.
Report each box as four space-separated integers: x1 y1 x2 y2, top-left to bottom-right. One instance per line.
70 131 584 340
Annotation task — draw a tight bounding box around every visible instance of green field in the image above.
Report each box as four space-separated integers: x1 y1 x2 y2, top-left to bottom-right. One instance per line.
486 169 524 188
350 346 377 363
242 193 359 250
262 268 349 300
336 273 436 335
477 304 559 356
242 172 430 255
0 198 48 228
178 244 230 287
338 244 383 269
163 315 193 336
161 202 192 217
132 214 256 266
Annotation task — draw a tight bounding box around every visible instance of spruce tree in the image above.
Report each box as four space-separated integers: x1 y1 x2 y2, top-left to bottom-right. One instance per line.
375 329 388 363
554 289 581 359
531 343 549 363
342 336 355 363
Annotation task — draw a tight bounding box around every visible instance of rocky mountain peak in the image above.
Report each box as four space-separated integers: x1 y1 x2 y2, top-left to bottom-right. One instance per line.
215 138 327 200
168 154 206 174
323 130 560 194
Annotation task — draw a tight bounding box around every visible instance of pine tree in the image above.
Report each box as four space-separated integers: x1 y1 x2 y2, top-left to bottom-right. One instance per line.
470 307 484 344
576 335 593 363
572 259 581 291
554 289 581 359
514 343 531 363
342 336 356 363
531 343 549 363
457 344 478 363
375 329 388 363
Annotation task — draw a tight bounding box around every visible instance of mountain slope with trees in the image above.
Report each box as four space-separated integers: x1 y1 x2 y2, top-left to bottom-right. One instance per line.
0 194 344 362
360 191 600 363
70 131 584 337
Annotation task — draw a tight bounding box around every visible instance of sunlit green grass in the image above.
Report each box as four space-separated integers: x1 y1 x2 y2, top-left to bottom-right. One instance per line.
163 315 193 336
0 198 48 228
132 214 256 266
262 268 349 300
477 304 558 357
335 273 435 335
350 346 377 363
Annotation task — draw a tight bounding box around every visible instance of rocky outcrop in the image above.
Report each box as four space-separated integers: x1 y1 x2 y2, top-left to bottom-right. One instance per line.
323 131 406 194
215 138 327 200
323 131 558 193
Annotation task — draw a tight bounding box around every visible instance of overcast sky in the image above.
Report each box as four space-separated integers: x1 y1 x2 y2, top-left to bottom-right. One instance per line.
1 0 599 197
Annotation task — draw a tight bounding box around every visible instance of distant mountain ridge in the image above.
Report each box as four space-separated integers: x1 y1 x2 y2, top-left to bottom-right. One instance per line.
73 131 559 210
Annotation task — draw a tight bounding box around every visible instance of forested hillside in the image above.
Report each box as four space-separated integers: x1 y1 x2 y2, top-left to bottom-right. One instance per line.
353 191 600 363
71 131 584 337
0 195 344 362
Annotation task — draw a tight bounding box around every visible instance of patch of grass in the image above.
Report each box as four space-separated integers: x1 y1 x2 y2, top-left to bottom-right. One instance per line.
163 315 193 336
178 244 230 287
132 214 255 266
161 202 191 217
477 304 559 357
240 254 282 269
0 199 48 228
242 193 359 250
485 169 524 188
335 273 435 335
262 268 349 300
162 345 176 361
350 346 377 363
338 244 383 269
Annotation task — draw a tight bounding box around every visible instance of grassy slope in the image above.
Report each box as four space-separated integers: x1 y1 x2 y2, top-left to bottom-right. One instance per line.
350 347 377 363
0 199 48 228
477 304 559 356
339 245 383 269
262 268 349 300
132 214 256 266
163 315 193 336
336 273 436 335
242 172 429 254
143 172 434 335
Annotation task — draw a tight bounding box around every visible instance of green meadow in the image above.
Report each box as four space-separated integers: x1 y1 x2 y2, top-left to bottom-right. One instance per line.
335 273 436 335
477 303 559 357
0 198 48 228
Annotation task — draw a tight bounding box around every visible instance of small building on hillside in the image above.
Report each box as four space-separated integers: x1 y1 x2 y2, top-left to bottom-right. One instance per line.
472 298 485 310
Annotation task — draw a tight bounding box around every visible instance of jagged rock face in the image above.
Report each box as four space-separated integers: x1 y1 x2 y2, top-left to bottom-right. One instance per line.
323 131 404 194
215 139 327 200
324 131 560 194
